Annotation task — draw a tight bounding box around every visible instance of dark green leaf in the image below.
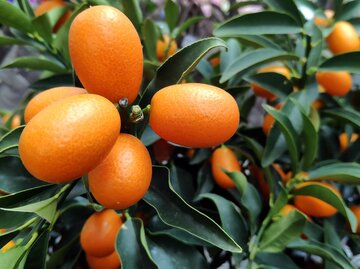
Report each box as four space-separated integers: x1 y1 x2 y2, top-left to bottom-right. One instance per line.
0 0 34 33
0 126 24 155
306 24 323 74
16 0 34 18
322 108 360 129
335 0 360 21
324 221 343 269
139 37 226 107
0 210 35 230
0 36 29 46
236 35 282 50
170 164 195 202
147 235 207 269
141 126 160 146
142 19 159 62
2 57 67 73
116 218 157 269
143 166 242 253
173 16 203 39
194 163 214 198
220 38 241 73
319 52 360 73
32 14 53 44
220 48 298 83
120 0 143 31
309 162 360 184
25 230 49 269
165 0 179 33
189 148 212 165
256 252 299 269
214 11 302 37
264 0 304 25
259 210 306 252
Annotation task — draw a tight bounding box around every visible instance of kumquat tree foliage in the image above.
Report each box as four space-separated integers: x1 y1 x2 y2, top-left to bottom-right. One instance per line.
1 0 360 268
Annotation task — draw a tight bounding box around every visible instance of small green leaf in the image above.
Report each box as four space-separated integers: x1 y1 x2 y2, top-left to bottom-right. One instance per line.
306 24 323 74
220 48 298 83
220 38 241 73
322 108 360 129
120 0 143 31
32 14 53 44
335 0 360 21
0 36 29 46
259 210 306 253
165 0 179 33
0 0 34 33
309 162 360 184
25 230 49 269
143 166 242 253
194 163 214 198
142 19 159 62
0 126 24 155
256 252 299 269
264 0 304 25
214 11 302 37
116 218 157 269
2 57 67 73
319 52 360 73
173 16 203 39
170 164 195 202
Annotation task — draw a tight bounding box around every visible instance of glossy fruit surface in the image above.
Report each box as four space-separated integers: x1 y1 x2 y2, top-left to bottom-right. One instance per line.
316 71 352 96
19 94 120 183
211 146 240 188
69 5 143 104
80 209 122 257
326 21 360 54
156 35 177 62
89 134 152 209
294 182 340 217
24 87 87 123
149 83 239 148
86 251 121 269
35 0 71 32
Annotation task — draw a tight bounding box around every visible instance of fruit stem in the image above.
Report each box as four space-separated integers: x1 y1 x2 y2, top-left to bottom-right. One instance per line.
129 105 144 123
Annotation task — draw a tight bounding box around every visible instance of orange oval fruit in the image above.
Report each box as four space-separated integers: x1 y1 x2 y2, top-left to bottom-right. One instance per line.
1 240 15 253
80 209 122 257
19 94 120 183
350 205 360 234
89 134 152 209
149 83 239 148
86 251 121 269
251 66 291 100
211 146 240 189
294 182 340 217
24 87 87 123
69 6 143 104
316 71 352 96
326 21 360 54
156 35 177 62
209 56 220 67
339 132 358 152
35 0 71 32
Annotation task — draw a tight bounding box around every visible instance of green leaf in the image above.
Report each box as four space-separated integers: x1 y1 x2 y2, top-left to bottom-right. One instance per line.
139 37 226 107
147 235 207 269
16 0 34 18
259 210 306 253
264 0 304 25
116 218 157 269
141 126 160 146
220 38 241 73
0 126 24 155
244 72 292 99
308 162 360 184
236 35 282 50
120 0 143 32
306 24 323 74
0 36 29 46
142 19 159 62
25 230 49 269
0 157 46 193
293 183 357 232
263 105 300 173
322 108 360 129
0 210 35 230
189 148 212 165
293 0 317 21
288 239 355 269
165 0 179 33
256 252 299 269
32 14 53 44
324 221 343 269
214 11 302 37
173 16 203 39
220 48 298 83
266 189 288 220
319 52 360 73
198 193 248 248
143 166 242 253
170 164 194 202
0 244 27 269
194 163 214 198
335 0 360 21
2 57 67 73
0 0 34 33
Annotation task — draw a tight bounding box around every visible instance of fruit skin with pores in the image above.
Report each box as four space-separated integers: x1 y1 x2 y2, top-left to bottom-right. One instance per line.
149 83 239 148
156 35 177 62
211 146 241 189
316 71 352 96
24 87 87 123
326 21 360 54
80 209 122 257
251 66 291 100
19 94 120 183
88 134 152 210
294 182 340 217
86 251 121 269
35 0 71 32
69 5 143 104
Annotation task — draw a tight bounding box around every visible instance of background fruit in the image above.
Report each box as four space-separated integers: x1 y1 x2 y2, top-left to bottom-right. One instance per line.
86 251 121 269
350 205 360 234
24 87 87 123
316 71 352 96
326 21 360 54
314 9 334 27
35 0 71 32
149 83 239 148
294 182 340 217
89 134 152 209
152 139 174 164
80 209 122 257
251 66 291 100
69 5 143 104
262 103 282 135
156 35 177 62
339 132 358 152
211 146 240 188
19 94 120 183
